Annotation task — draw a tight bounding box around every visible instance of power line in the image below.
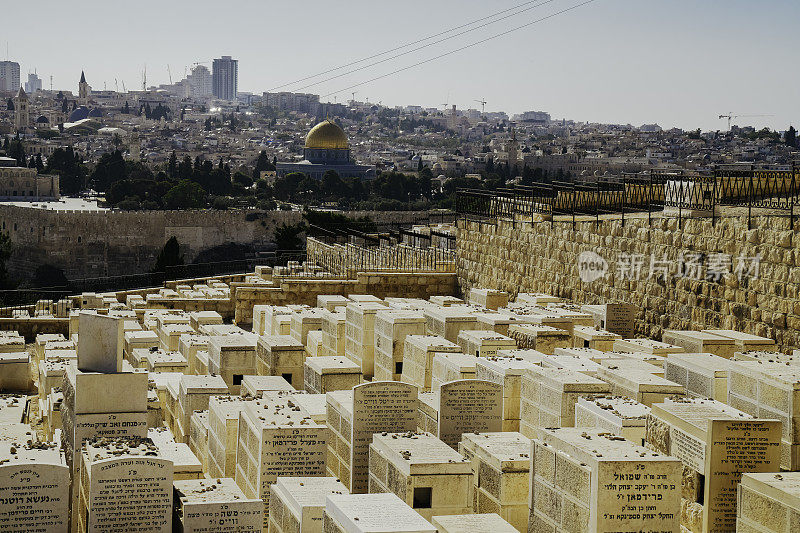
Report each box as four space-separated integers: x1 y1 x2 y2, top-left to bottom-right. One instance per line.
288 0 560 94
267 0 557 93
321 0 598 99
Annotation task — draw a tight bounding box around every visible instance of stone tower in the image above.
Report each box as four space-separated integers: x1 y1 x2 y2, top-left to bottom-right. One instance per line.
506 128 519 172
78 71 89 104
13 86 28 132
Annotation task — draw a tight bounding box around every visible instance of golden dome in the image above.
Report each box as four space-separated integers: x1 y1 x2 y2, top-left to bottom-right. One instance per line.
305 120 349 150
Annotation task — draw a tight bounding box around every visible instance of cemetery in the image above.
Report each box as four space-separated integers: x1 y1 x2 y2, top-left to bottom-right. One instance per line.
0 253 796 533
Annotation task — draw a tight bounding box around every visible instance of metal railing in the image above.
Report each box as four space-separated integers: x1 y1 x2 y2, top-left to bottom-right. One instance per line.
305 237 456 278
456 165 799 228
0 254 310 312
0 292 74 318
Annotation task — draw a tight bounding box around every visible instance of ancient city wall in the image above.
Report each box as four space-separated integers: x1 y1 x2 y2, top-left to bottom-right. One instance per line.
456 215 800 351
0 206 428 281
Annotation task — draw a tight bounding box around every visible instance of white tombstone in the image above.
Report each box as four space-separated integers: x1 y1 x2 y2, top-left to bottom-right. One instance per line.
77 312 124 373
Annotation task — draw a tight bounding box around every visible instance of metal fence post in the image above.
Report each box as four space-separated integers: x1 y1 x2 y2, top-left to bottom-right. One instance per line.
712 166 717 226
748 167 754 230
595 180 600 226
789 161 797 231
571 185 576 230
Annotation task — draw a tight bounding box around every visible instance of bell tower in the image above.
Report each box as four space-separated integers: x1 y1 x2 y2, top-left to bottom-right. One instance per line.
79 71 89 104
13 87 28 132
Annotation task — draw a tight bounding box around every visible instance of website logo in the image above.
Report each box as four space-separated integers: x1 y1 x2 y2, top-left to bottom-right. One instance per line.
577 251 609 283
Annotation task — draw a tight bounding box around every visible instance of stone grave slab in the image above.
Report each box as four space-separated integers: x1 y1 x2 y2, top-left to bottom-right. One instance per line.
324 493 436 533
77 312 124 373
174 477 263 532
350 381 418 493
437 379 503 448
268 476 348 533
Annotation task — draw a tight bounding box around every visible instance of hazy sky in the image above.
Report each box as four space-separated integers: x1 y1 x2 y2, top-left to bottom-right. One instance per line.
6 0 799 131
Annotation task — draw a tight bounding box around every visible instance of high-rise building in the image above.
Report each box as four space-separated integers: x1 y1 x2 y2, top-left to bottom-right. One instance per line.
24 72 42 94
212 56 238 100
513 111 551 125
0 61 21 92
187 65 212 98
262 91 320 114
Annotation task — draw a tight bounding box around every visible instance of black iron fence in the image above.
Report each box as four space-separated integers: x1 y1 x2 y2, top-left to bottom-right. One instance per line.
305 237 455 278
456 166 799 228
0 291 73 318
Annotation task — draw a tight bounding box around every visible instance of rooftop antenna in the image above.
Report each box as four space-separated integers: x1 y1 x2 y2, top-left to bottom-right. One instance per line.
142 65 147 91
167 64 173 85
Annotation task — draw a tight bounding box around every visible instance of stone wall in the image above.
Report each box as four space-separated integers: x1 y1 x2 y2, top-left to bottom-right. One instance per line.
233 272 457 326
0 317 69 341
0 206 429 282
456 216 800 351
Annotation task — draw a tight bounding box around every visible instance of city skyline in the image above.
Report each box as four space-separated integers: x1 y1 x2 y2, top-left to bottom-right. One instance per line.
4 0 799 131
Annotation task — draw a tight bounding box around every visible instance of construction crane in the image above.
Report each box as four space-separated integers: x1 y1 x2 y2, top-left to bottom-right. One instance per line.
121 80 126 93
114 78 119 92
475 99 487 113
718 112 774 131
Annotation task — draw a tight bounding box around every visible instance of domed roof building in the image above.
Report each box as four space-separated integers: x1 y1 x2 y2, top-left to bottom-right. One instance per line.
276 119 375 180
305 120 349 150
69 106 91 122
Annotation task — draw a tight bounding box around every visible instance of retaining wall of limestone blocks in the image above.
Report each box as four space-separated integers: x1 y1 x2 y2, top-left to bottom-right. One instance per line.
456 215 800 351
0 317 70 341
233 272 457 326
